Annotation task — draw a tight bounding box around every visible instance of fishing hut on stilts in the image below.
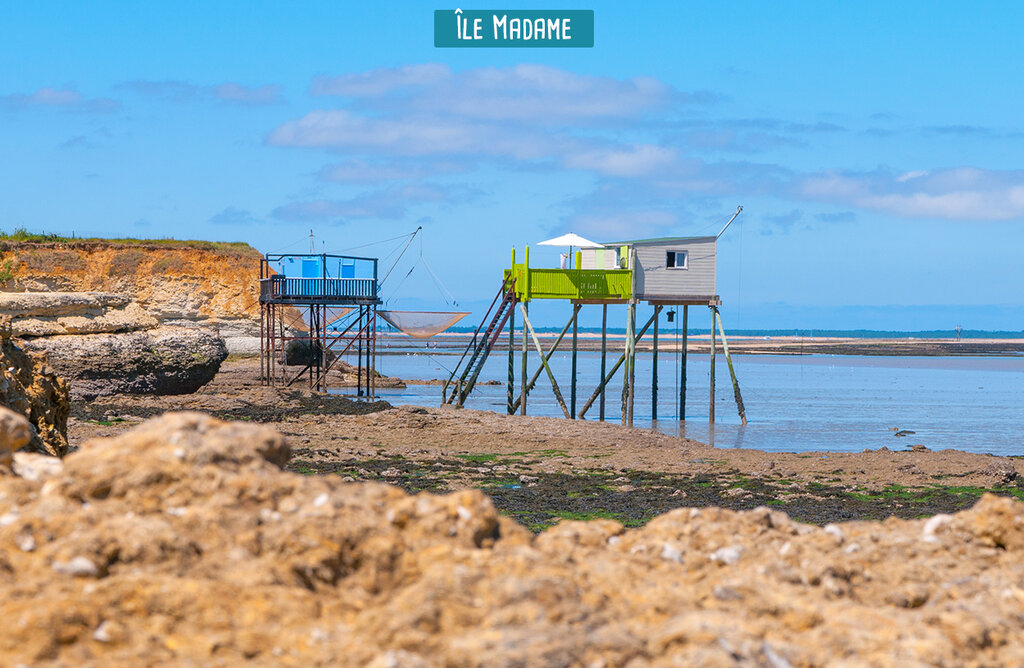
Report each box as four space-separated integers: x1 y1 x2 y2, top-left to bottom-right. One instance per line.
443 207 747 426
259 252 381 398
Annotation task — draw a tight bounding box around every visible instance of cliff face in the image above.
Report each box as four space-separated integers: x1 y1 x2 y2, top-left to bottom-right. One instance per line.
0 241 261 352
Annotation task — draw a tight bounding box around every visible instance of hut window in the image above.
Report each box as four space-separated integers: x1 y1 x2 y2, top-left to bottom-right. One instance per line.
666 250 688 269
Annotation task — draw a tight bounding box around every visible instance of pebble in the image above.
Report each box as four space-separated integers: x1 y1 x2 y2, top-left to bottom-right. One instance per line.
52 556 100 577
922 514 953 543
710 545 743 565
660 543 683 563
823 524 845 545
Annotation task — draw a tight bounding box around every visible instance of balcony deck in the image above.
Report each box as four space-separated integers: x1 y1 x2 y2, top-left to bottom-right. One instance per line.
259 276 379 304
505 264 632 301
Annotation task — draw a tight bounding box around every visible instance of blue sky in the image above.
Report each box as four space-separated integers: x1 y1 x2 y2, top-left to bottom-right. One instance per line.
2 1 1023 329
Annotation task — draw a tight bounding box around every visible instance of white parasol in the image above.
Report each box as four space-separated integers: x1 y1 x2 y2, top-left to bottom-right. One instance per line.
538 233 603 269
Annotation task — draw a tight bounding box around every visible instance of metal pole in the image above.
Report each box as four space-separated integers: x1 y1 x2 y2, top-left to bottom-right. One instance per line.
709 306 716 423
652 305 660 422
599 304 607 421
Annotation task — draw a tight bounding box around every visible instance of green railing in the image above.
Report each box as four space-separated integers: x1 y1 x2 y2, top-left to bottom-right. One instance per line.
504 264 632 301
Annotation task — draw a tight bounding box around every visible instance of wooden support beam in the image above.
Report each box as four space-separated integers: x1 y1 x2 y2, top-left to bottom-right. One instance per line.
621 303 633 425
506 297 515 415
571 304 579 419
520 302 528 415
519 304 571 419
714 307 747 425
680 305 688 421
709 306 716 423
578 311 656 419
622 303 630 428
599 304 608 421
652 305 661 422
511 304 579 412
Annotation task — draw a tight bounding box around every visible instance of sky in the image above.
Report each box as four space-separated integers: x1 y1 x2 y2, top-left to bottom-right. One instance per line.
2 1 1023 330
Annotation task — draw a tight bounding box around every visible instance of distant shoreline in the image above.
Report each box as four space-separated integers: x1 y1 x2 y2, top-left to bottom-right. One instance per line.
378 332 1024 357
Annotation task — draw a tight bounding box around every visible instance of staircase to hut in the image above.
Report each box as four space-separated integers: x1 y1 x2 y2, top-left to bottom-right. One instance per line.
441 278 516 407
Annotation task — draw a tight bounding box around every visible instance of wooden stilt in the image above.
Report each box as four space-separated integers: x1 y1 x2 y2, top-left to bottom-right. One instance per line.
520 302 528 415
652 305 661 422
519 304 571 419
627 303 636 426
507 298 515 415
621 303 633 424
511 304 578 413
713 307 747 425
357 306 363 397
579 311 656 419
709 306 716 423
680 305 688 421
599 305 608 421
571 304 578 419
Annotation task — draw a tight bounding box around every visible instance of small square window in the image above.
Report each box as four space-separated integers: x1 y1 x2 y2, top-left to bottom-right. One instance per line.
667 250 688 269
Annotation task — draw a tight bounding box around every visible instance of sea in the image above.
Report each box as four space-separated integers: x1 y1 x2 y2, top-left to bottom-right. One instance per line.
360 339 1024 457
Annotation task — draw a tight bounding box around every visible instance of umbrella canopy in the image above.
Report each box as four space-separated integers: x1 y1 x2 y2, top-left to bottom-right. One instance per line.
537 233 604 248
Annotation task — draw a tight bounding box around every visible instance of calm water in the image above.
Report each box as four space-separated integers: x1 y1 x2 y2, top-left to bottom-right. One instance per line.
361 348 1024 456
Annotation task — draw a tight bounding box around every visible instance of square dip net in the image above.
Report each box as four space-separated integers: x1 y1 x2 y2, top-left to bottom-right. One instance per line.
377 310 470 338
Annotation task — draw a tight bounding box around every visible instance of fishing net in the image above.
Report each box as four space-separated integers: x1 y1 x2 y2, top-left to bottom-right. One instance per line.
283 306 354 333
377 310 470 338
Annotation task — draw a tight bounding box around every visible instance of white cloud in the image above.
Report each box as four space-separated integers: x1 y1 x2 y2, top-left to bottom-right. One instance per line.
267 109 570 160
319 160 466 183
566 210 679 240
564 144 676 177
311 63 678 125
0 87 120 113
311 64 450 97
212 83 283 105
120 80 283 105
272 184 456 221
798 167 1024 220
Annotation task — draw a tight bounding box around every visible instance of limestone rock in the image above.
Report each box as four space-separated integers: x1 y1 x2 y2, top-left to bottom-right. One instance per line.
22 326 227 400
0 241 262 354
0 406 32 468
1 413 1024 665
0 291 158 337
0 332 69 457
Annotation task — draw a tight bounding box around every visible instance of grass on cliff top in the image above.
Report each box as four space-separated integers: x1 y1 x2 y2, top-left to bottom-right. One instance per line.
0 228 259 255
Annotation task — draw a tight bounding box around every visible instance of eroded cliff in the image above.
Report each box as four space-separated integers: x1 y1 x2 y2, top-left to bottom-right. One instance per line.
0 240 261 352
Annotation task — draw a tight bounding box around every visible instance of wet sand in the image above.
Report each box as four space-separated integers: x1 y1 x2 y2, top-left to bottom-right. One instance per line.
70 357 1024 530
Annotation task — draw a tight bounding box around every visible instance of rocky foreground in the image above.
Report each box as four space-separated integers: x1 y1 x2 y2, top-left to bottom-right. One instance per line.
2 411 1023 666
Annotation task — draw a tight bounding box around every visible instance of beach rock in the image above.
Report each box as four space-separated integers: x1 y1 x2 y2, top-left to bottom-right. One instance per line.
22 325 227 400
2 413 1024 665
0 326 69 457
981 459 1019 485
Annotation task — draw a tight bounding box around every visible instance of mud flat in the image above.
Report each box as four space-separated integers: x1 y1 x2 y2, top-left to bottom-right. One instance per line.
71 356 1024 531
